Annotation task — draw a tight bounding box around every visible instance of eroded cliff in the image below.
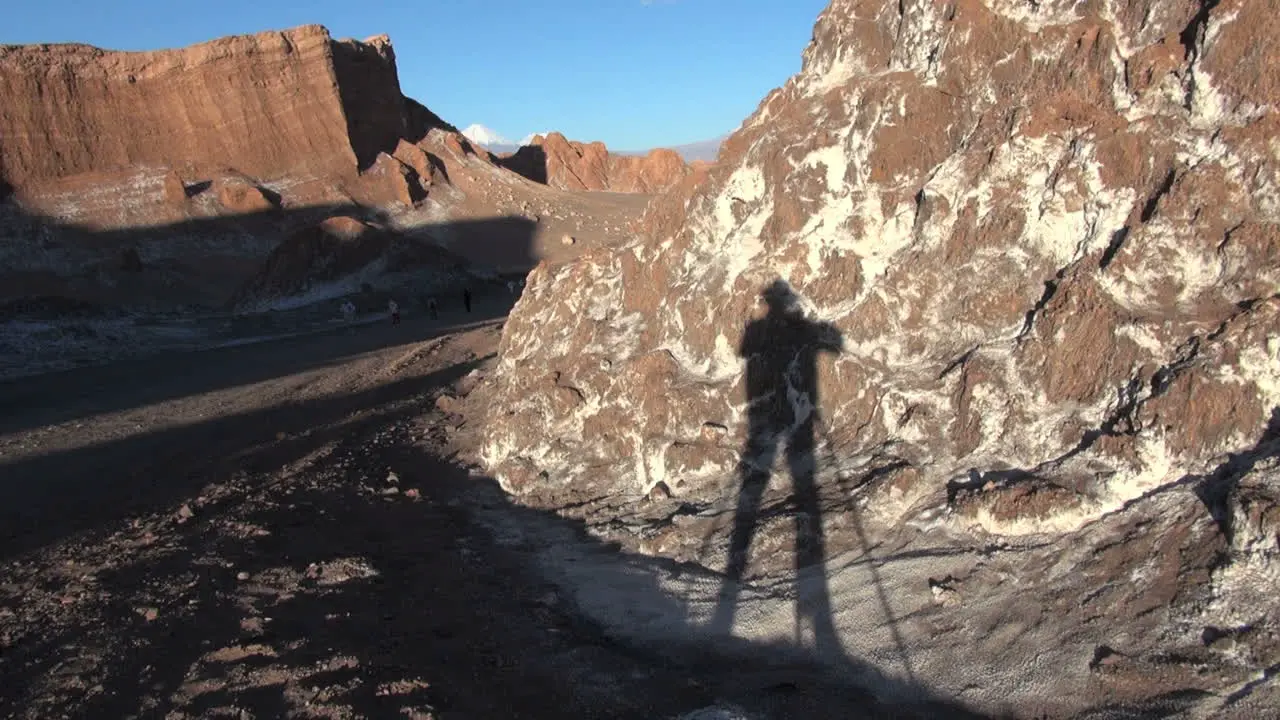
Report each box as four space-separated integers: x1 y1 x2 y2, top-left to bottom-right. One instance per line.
0 26 399 187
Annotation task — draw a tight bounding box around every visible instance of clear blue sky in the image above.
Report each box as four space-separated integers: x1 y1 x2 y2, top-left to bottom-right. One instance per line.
3 0 829 150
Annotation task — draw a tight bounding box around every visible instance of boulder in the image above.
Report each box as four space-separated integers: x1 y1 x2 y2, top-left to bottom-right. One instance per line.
213 177 277 214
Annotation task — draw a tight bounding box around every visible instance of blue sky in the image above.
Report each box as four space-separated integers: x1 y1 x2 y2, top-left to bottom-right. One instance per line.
3 0 829 150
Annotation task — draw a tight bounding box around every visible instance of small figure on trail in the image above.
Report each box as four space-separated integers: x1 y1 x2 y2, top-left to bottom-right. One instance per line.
463 288 473 313
506 280 516 295
388 298 400 325
340 300 356 323
427 296 439 319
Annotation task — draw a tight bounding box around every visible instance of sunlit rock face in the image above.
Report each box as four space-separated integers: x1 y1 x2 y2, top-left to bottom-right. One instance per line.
503 133 692 193
482 0 1280 715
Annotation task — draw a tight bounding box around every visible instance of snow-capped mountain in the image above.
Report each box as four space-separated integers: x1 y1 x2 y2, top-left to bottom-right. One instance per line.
460 124 512 147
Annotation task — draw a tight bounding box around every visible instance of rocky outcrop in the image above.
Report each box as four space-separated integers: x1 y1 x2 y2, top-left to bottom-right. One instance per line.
481 0 1280 715
234 215 465 308
500 133 691 193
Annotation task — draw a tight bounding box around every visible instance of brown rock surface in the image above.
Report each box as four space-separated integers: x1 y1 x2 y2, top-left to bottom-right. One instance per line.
0 26 365 187
214 176 278 214
480 0 1280 715
501 133 691 193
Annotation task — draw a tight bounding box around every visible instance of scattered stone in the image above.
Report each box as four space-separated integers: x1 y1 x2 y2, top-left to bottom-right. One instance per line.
928 578 962 608
647 482 672 501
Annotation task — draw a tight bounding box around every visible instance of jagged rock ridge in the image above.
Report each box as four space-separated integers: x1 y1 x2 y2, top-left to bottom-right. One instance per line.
480 0 1280 715
500 132 692 194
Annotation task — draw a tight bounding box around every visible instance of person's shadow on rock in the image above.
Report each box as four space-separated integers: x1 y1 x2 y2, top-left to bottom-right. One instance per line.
710 279 845 656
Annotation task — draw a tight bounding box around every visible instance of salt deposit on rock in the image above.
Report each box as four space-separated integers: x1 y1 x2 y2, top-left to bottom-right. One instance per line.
481 0 1280 715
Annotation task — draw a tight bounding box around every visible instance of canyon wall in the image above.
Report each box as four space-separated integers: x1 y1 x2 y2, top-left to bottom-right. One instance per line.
0 25 416 189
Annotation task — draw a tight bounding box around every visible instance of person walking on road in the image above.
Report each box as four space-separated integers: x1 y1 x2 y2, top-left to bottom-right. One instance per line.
426 296 439 319
463 288 472 313
340 300 356 323
389 298 400 325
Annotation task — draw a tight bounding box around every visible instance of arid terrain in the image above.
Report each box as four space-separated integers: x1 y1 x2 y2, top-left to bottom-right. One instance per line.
4 0 1280 717
0 296 970 720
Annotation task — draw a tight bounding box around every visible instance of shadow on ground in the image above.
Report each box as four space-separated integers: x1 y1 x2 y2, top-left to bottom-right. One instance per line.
0 319 497 560
0 291 513 438
0 346 991 720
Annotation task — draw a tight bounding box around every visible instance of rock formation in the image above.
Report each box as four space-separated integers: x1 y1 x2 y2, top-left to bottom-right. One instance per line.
501 132 691 193
0 25 422 188
0 26 540 311
234 215 464 307
481 0 1280 715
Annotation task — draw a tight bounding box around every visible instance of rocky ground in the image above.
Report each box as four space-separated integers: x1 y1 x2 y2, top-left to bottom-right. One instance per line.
0 293 975 720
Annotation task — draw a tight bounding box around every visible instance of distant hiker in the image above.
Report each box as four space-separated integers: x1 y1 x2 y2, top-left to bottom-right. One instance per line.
463 288 473 313
340 300 356 322
507 280 516 295
389 299 400 325
427 296 439 319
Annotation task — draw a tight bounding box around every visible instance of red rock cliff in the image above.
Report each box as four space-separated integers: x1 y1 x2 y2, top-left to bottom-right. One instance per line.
0 25 425 189
500 132 690 194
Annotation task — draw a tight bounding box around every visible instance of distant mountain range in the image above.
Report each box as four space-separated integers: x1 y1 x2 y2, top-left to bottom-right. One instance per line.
615 136 726 163
461 124 725 163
